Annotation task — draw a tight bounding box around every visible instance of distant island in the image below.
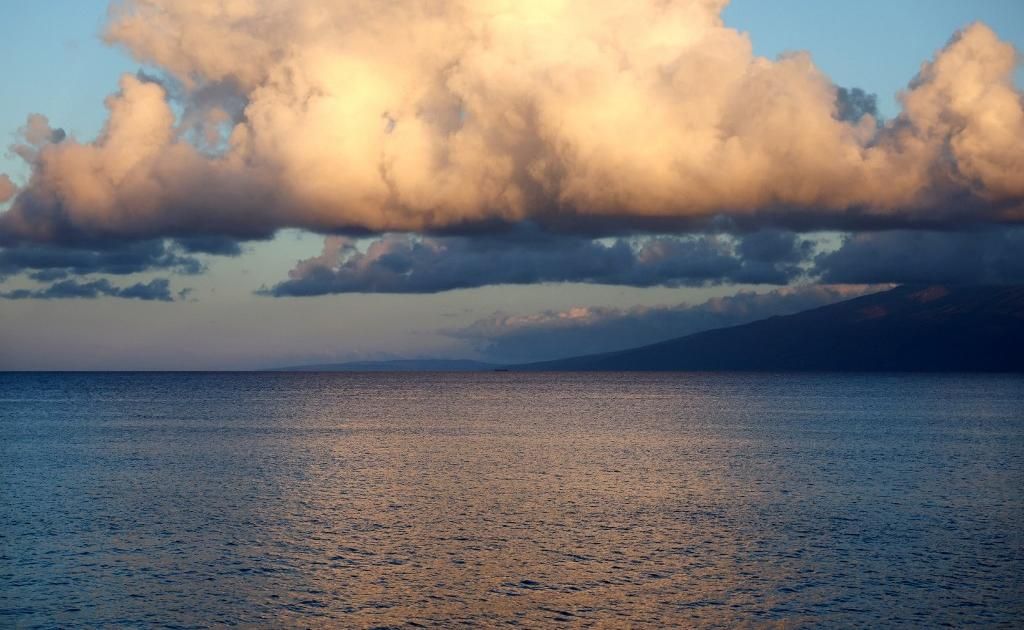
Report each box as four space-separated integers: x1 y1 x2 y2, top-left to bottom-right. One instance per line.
519 285 1024 372
270 359 498 372
274 286 1024 373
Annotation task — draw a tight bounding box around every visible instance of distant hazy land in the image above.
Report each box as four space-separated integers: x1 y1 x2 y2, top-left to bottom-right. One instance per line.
276 285 1024 373
271 358 499 372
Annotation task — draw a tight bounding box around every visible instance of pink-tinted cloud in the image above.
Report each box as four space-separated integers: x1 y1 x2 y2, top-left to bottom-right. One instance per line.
0 3 1021 247
0 175 15 205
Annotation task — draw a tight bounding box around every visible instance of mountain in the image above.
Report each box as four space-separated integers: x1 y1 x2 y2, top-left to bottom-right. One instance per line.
518 286 1024 372
272 359 499 372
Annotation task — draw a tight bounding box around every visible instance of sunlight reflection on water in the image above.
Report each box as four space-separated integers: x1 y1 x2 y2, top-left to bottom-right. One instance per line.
2 372 1022 627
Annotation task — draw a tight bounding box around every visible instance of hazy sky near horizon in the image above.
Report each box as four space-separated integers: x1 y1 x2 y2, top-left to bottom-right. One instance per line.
1 0 1023 369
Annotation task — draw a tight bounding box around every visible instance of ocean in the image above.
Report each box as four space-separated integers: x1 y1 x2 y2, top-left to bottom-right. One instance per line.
2 372 1022 627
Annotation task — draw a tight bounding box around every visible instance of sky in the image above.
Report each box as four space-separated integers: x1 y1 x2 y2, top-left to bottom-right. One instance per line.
0 0 1022 370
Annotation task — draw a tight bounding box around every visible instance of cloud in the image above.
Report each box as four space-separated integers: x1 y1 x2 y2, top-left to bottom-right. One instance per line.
449 284 887 363
27 269 70 282
0 174 16 204
0 4 1021 249
174 236 245 256
21 113 66 145
835 87 879 123
262 228 813 295
814 228 1024 285
0 239 203 278
1 278 174 301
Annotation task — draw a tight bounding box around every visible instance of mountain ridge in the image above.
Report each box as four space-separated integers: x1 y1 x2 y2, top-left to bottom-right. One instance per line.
517 285 1024 372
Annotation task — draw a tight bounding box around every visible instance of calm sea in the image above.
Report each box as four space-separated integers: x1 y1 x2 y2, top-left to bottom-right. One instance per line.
1 372 1022 627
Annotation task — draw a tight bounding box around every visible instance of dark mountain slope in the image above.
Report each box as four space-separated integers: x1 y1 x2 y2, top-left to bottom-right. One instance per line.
520 286 1024 372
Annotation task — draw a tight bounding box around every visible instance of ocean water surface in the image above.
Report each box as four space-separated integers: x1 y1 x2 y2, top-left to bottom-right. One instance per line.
1 372 1022 627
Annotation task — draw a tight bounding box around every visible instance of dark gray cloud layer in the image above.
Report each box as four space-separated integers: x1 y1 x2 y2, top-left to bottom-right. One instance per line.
174 236 245 256
1 278 174 301
0 240 204 280
450 285 885 363
0 237 246 300
265 226 1024 296
815 228 1024 285
835 87 879 123
264 230 812 296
